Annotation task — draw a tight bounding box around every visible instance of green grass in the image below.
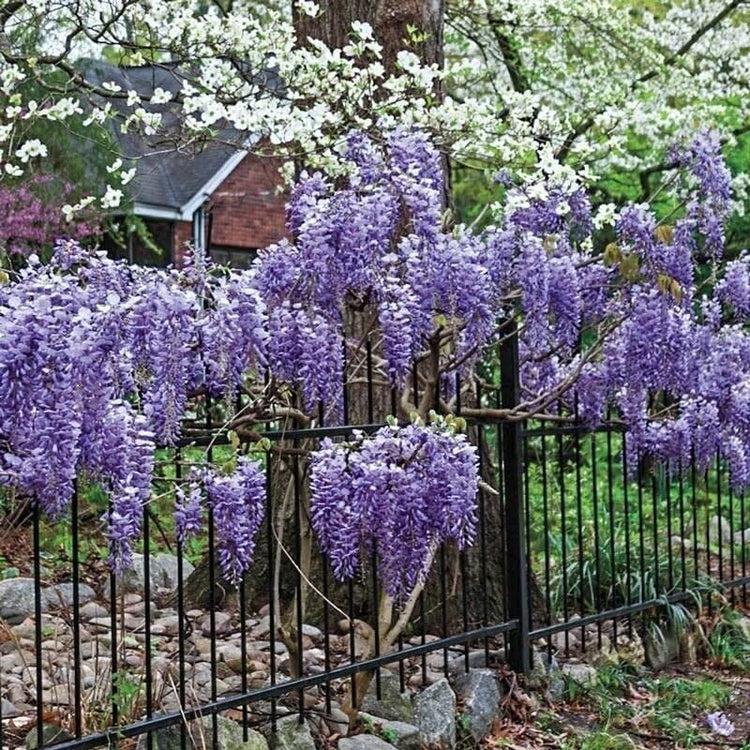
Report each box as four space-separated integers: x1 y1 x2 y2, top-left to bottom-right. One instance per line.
519 427 745 621
550 663 734 749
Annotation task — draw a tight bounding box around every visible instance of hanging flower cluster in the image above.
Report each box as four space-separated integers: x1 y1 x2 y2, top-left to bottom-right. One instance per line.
308 422 478 603
0 243 266 570
254 127 501 408
176 457 266 583
6 123 750 583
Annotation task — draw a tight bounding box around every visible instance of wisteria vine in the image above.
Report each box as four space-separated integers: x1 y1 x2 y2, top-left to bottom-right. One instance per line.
2 126 750 590
309 421 478 603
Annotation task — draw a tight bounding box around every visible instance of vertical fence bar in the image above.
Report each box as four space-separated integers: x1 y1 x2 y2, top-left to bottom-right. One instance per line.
293 445 304 720
266 450 278 731
591 433 602 648
622 437 633 637
143 501 153 750
71 481 83 739
557 401 569 654
499 319 529 673
175 446 187 750
33 505 44 750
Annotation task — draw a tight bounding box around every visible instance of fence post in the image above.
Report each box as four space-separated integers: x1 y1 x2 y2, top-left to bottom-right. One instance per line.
499 318 531 673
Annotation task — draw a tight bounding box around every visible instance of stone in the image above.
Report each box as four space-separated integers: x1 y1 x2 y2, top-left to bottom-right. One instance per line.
735 528 750 546
25 723 74 749
551 630 579 652
361 670 414 723
527 650 561 693
1 697 19 717
738 616 750 643
0 578 95 625
708 515 732 545
447 649 505 678
137 716 268 750
360 715 418 750
644 627 679 671
561 662 597 687
47 582 97 610
671 535 693 552
414 678 455 749
270 715 316 750
322 706 350 735
339 735 397 750
118 553 194 597
407 670 443 689
453 669 501 743
301 624 322 640
617 632 645 667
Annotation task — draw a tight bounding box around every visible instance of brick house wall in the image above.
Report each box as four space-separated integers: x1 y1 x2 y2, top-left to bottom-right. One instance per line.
172 153 288 267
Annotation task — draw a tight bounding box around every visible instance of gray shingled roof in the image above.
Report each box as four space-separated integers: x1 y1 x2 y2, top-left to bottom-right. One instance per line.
81 59 246 211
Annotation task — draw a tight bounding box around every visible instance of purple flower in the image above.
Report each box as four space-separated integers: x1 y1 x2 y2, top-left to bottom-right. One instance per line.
706 711 734 737
309 424 478 603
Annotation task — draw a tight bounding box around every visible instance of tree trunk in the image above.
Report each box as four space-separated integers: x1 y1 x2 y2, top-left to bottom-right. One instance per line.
293 0 444 71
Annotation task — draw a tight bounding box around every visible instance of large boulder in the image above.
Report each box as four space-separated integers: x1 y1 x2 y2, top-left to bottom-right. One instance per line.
271 715 316 750
339 735 397 750
361 671 414 723
25 724 74 749
137 716 268 750
453 669 501 742
0 578 96 625
414 678 455 749
118 553 194 597
360 715 418 750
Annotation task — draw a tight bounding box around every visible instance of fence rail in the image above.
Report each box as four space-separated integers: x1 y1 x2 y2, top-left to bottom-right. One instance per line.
0 328 746 749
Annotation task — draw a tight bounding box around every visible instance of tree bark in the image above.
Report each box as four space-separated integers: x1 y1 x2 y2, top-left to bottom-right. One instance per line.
293 0 444 71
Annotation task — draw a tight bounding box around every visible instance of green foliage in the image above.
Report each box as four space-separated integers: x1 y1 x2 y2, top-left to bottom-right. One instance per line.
707 608 750 668
521 427 739 621
552 663 733 749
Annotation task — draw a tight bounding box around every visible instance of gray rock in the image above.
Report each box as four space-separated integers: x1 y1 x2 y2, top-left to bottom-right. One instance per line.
301 624 323 639
447 649 502 677
339 735 396 750
561 662 597 687
323 706 350 735
80 601 109 620
119 553 194 596
527 650 561 693
644 627 679 671
26 723 74 749
453 669 501 742
47 582 97 610
137 716 268 750
738 616 750 643
153 553 194 593
0 578 95 625
0 578 96 625
361 671 413 723
709 515 732 545
360 715 418 750
271 715 316 750
414 678 455 749
1 697 19 717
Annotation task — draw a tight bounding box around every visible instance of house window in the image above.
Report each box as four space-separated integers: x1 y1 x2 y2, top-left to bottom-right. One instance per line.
209 246 258 268
103 219 173 267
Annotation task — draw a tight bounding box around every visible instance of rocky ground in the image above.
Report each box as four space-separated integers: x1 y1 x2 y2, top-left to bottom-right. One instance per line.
0 550 746 749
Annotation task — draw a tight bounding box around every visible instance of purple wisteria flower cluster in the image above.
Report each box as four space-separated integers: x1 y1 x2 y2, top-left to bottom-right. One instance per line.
506 130 750 488
4 123 750 584
254 127 499 404
177 457 266 583
308 422 478 603
0 241 267 571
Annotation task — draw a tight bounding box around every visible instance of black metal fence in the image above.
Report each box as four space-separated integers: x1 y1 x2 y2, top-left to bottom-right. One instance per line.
1 328 746 749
